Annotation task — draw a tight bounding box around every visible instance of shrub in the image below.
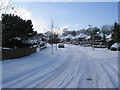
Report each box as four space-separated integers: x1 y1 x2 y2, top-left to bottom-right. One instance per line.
110 47 117 51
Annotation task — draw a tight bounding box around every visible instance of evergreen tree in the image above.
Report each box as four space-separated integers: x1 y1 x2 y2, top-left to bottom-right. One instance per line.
112 22 120 43
2 14 36 47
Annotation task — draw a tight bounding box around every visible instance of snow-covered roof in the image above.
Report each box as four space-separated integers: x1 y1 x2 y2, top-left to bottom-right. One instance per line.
61 36 66 40
28 34 44 41
58 35 63 39
86 36 91 40
65 34 74 39
98 33 103 37
98 33 107 37
106 34 112 39
0 46 14 50
71 35 78 40
107 38 112 41
77 33 88 39
27 39 38 44
15 37 21 41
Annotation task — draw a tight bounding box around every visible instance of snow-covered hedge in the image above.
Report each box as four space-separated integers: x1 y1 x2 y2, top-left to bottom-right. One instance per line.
110 43 120 51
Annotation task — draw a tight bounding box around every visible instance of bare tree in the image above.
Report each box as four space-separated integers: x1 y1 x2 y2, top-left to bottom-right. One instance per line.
48 18 60 54
0 0 13 16
48 18 54 54
55 26 60 51
0 0 24 19
101 25 113 44
101 25 113 35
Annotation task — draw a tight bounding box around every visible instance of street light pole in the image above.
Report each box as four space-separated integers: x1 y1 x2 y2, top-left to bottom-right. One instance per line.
88 25 94 51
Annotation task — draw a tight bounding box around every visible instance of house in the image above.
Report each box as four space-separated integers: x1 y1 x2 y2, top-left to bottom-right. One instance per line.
26 33 45 44
71 35 79 45
85 36 91 40
64 34 74 42
106 34 112 42
71 35 78 41
76 33 88 41
60 36 66 42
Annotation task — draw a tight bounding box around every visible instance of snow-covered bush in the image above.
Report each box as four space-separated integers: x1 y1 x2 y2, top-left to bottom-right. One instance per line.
110 43 120 51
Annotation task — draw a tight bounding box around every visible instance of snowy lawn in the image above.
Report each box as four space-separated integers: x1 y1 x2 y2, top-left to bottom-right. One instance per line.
2 44 119 88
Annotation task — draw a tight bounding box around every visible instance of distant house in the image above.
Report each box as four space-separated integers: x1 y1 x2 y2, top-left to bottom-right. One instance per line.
94 33 106 41
85 36 91 40
58 35 63 39
64 34 74 42
70 35 80 44
76 33 88 41
71 35 78 41
26 33 45 44
106 34 112 42
59 36 66 42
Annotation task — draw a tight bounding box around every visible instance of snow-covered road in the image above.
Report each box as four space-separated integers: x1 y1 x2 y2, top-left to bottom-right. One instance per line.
2 44 119 88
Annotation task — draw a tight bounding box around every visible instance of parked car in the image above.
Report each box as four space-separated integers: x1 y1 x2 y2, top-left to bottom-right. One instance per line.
58 43 65 48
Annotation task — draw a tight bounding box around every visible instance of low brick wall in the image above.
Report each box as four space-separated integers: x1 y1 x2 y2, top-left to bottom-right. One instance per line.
1 47 36 60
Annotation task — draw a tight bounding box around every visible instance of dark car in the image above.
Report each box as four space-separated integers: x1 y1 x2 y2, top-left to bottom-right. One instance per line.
58 43 65 48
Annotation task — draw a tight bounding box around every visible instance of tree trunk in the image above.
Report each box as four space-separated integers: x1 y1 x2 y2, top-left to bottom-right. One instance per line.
56 44 57 50
52 44 53 54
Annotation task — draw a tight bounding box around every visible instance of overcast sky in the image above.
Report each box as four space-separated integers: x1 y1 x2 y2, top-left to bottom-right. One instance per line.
1 0 118 33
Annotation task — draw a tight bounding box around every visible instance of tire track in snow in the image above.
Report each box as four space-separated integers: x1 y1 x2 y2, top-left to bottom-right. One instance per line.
58 46 82 88
69 46 92 88
31 53 71 88
100 63 118 88
57 45 96 88
13 51 69 88
38 45 82 88
3 45 118 88
86 50 118 88
35 46 74 88
57 45 87 88
74 47 97 88
3 48 67 88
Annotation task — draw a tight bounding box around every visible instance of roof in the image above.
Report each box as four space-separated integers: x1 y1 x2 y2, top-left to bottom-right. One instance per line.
97 33 108 37
106 34 112 39
77 33 88 39
61 36 66 39
65 34 74 39
71 35 78 39
86 36 91 39
58 35 63 39
28 34 44 40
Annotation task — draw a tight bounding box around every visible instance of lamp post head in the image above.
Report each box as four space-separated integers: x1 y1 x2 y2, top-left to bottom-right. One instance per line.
12 7 14 10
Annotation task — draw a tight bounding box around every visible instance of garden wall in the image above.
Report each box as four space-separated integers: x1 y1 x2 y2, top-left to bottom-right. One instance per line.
1 47 36 60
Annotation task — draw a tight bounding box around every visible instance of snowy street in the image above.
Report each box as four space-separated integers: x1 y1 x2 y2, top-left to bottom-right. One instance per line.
2 44 118 88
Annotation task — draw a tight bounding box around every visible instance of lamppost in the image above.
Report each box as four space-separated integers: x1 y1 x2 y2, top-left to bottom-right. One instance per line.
88 25 94 51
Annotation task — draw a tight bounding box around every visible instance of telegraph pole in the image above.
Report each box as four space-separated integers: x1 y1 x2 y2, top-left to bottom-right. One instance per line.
88 25 94 51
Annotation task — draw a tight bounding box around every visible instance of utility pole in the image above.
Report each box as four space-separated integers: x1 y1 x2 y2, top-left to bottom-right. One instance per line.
51 18 54 55
88 25 94 51
44 29 45 35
